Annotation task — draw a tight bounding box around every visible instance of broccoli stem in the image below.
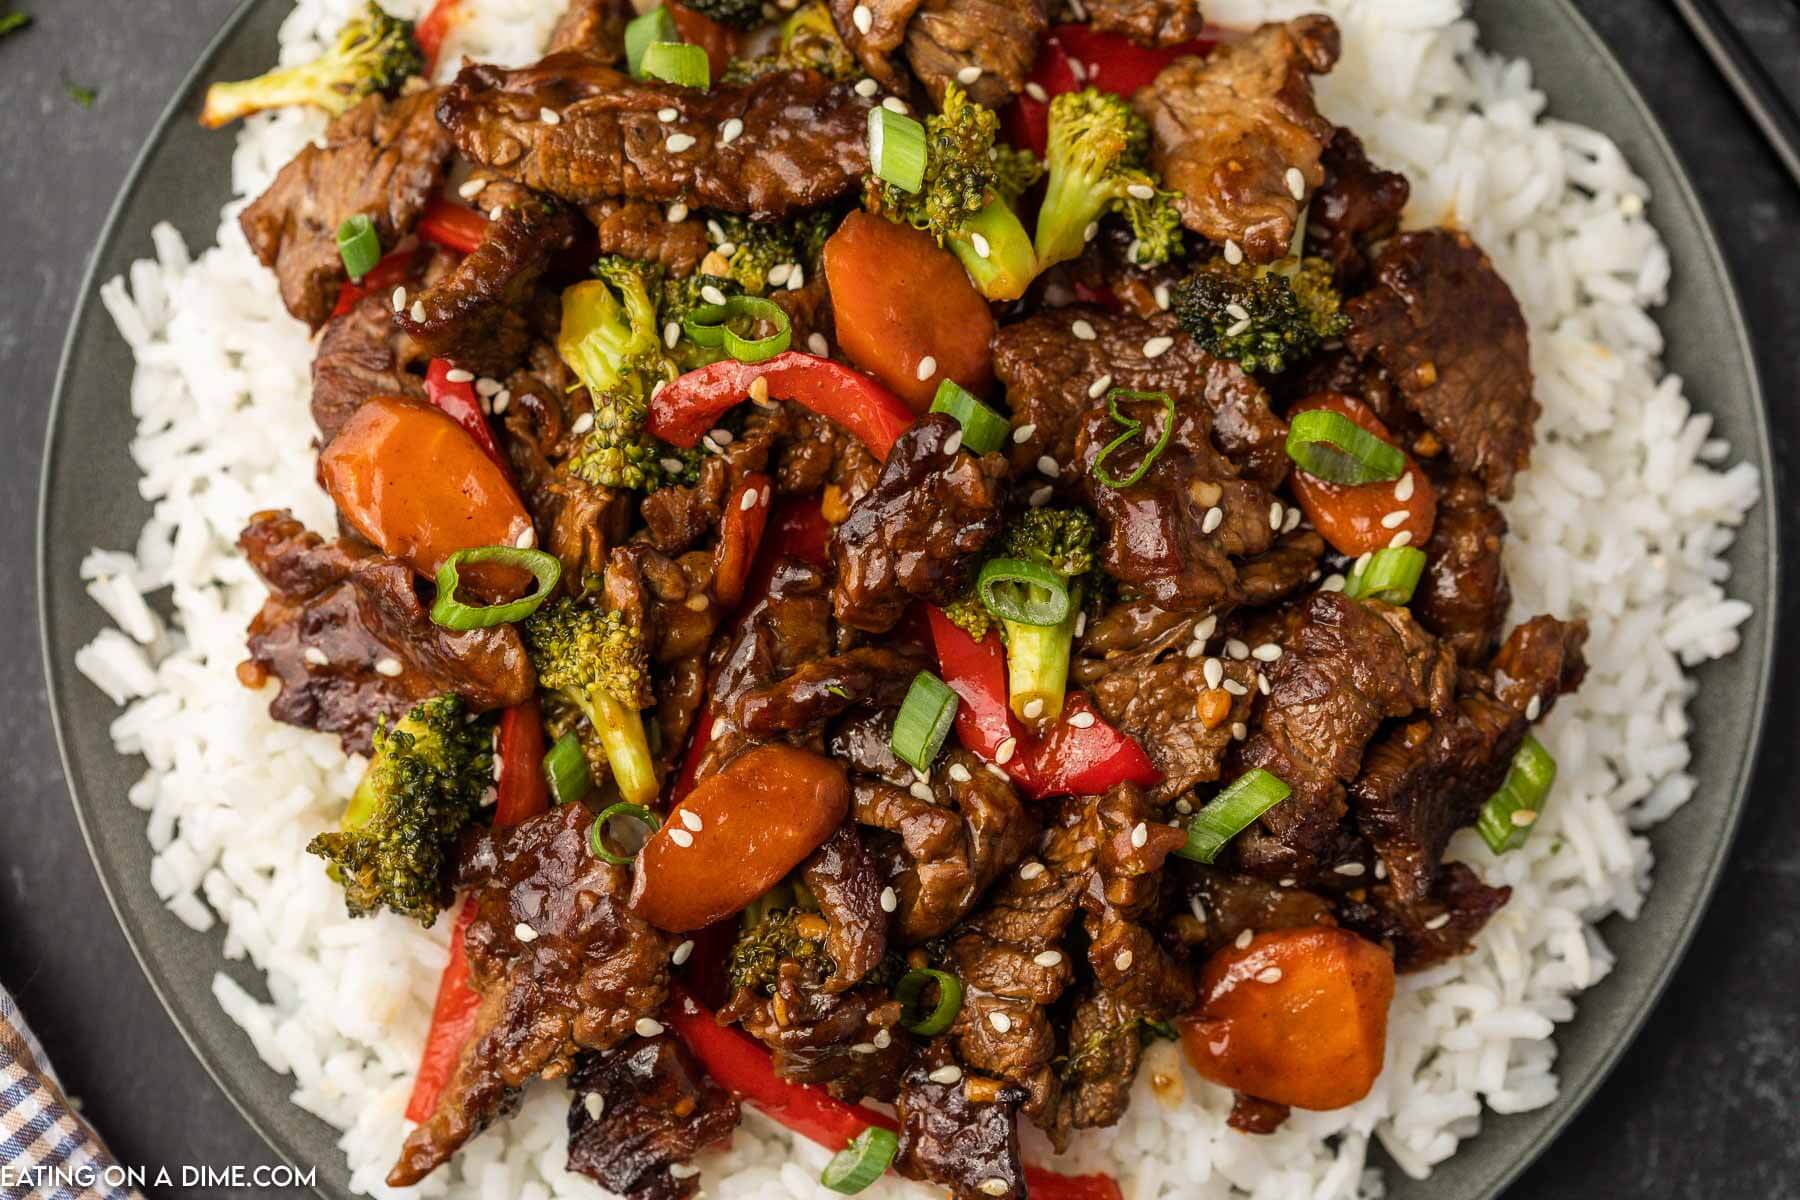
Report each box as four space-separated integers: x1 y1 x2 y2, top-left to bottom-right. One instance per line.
1003 586 1078 725
950 198 1039 302
1034 166 1108 273
202 71 335 128
583 689 660 806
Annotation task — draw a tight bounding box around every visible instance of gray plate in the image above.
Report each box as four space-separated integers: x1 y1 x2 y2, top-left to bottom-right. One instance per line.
37 0 1778 1196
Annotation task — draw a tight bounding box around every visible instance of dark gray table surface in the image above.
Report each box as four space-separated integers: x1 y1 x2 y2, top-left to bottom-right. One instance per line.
2 1 1795 1196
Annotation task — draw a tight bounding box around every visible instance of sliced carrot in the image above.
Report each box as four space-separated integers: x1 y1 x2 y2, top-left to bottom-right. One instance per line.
1287 393 1437 557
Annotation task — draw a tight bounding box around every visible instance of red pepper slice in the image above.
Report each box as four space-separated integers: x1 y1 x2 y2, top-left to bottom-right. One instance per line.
419 197 491 256
330 246 419 319
668 985 1122 1200
925 607 1161 799
713 473 772 610
1004 24 1218 158
415 0 464 75
403 698 550 1123
648 352 916 463
424 358 509 474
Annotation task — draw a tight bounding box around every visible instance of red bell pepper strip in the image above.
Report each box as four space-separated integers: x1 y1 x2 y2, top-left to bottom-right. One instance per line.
415 0 463 74
424 359 509 474
419 197 490 256
330 246 419 319
713 473 772 610
925 607 1160 799
404 698 551 1123
668 985 1122 1200
648 352 916 463
1004 24 1218 158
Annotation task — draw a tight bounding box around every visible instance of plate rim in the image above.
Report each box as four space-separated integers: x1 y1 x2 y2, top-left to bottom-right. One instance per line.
35 0 1781 1196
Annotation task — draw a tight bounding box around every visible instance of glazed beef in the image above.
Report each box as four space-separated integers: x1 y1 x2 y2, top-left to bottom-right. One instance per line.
1088 649 1258 803
547 0 634 58
565 1036 739 1200
1414 474 1510 665
1231 592 1456 880
1490 612 1589 714
395 203 583 377
735 647 928 737
1238 530 1327 605
310 287 427 442
584 197 712 275
599 543 725 779
894 1049 1028 1200
390 803 673 1186
735 984 910 1102
830 414 1007 634
1346 229 1537 497
829 0 921 97
903 0 1048 107
802 824 890 992
1134 17 1339 262
1305 127 1410 285
1086 0 1205 47
1175 864 1336 955
1336 860 1512 972
992 306 1287 489
438 56 877 219
240 89 454 328
238 510 533 755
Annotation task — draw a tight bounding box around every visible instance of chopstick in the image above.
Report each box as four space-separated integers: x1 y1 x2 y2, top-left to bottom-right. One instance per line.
1672 0 1800 192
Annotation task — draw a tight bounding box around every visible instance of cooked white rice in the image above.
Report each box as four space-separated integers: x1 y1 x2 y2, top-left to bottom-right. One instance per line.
77 0 1761 1196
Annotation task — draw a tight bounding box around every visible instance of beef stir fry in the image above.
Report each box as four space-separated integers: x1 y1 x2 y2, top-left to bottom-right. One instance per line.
210 2 1584 1194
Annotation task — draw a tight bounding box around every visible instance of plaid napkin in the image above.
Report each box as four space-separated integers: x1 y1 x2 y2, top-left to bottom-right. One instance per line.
1 985 138 1200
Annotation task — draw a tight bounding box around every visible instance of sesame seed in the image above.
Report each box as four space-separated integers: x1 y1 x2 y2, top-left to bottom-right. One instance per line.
1269 501 1283 529
571 412 596 435
668 828 694 848
1083 221 1100 243
636 1018 665 1037
1088 373 1114 399
1285 166 1306 200
1389 529 1414 548
1252 643 1282 662
1013 423 1037 443
666 133 697 152
1223 239 1244 265
514 922 538 942
1256 967 1283 984
1235 930 1254 949
1225 318 1252 338
492 390 510 414
1202 506 1223 534
883 96 908 114
660 457 686 475
1033 950 1063 967
1381 509 1409 529
880 886 898 913
665 320 681 350
458 177 489 201
978 1180 1009 1197
1424 913 1452 931
1029 486 1052 507
1025 82 1049 102
873 1029 892 1048
1023 697 1045 719
738 488 758 512
1230 721 1247 740
374 657 403 678
943 763 970 785
1154 283 1172 310
957 65 983 85
667 201 689 223
1037 455 1060 478
1126 182 1156 201
701 284 728 306
1355 552 1373 575
489 206 504 221
855 77 879 97
584 1092 604 1120
1071 319 1097 341
681 810 703 832
1334 862 1366 877
1395 473 1415 501
929 1065 963 1085
1225 638 1248 660
909 781 935 802
1068 58 1087 83
1069 710 1096 728
1203 657 1223 689
1283 506 1302 533
1223 679 1248 696
1257 673 1270 695
1143 336 1174 358
540 107 562 125
851 3 872 31
916 355 938 382
996 737 1018 764
1184 640 1203 659
787 265 804 290
303 647 328 667
1114 950 1133 971
1194 615 1218 641
807 332 830 356
443 367 475 386
989 1011 1012 1033
1511 809 1538 827
476 377 502 397
1225 303 1250 321
1526 695 1542 720
720 117 744 144
1130 822 1148 848
971 231 991 259
851 1042 878 1054
410 300 426 323
658 107 679 122
673 939 695 965
670 1164 700 1180
685 594 709 611
1075 611 1086 638
1374 859 1388 880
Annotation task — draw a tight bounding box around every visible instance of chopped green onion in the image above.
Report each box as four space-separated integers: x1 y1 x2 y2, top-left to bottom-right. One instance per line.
891 671 959 772
1092 389 1175 489
896 968 965 1035
429 547 561 630
624 5 679 76
543 732 592 806
1286 409 1406 485
929 379 1009 455
977 557 1071 627
1477 735 1556 854
589 802 662 866
641 41 710 90
1174 769 1292 863
1343 546 1427 605
821 1127 899 1195
336 214 380 281
683 295 792 362
867 106 927 194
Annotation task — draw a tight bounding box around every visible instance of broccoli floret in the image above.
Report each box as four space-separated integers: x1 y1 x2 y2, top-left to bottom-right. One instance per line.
1170 255 1348 375
708 210 836 295
683 0 766 30
941 589 998 644
200 2 421 129
523 597 660 806
1035 88 1184 272
728 906 834 993
865 84 1039 301
723 1 856 83
991 508 1096 726
1003 507 1097 579
307 695 493 926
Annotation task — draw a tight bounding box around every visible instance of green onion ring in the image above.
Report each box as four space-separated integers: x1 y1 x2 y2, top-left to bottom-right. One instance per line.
1285 409 1406 485
976 557 1071 627
1343 546 1427 605
543 732 592 806
336 214 380 281
1174 769 1293 864
1477 735 1557 854
821 1127 899 1194
1092 389 1175 489
890 671 959 772
589 802 662 866
896 968 965 1036
428 546 561 630
682 295 793 362
928 379 1010 455
640 41 710 89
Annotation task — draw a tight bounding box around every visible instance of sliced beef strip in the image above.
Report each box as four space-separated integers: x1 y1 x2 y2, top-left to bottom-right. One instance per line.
564 1035 740 1200
1089 651 1257 803
1414 473 1510 666
1134 17 1340 262
1345 229 1537 498
547 0 634 59
1230 592 1456 881
584 196 712 276
390 802 673 1186
1238 530 1327 606
1073 393 1276 613
1085 0 1205 47
828 707 915 787
801 824 890 992
733 982 910 1102
894 1047 1028 1200
310 286 428 444
1335 860 1511 972
775 404 881 502
992 306 1286 490
394 202 583 377
829 0 922 98
830 413 1007 634
238 510 534 755
438 56 876 219
733 647 928 737
240 88 454 328
903 0 1048 107
1173 863 1336 955
1228 1093 1291 1134
1491 612 1589 714
1305 126 1410 286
